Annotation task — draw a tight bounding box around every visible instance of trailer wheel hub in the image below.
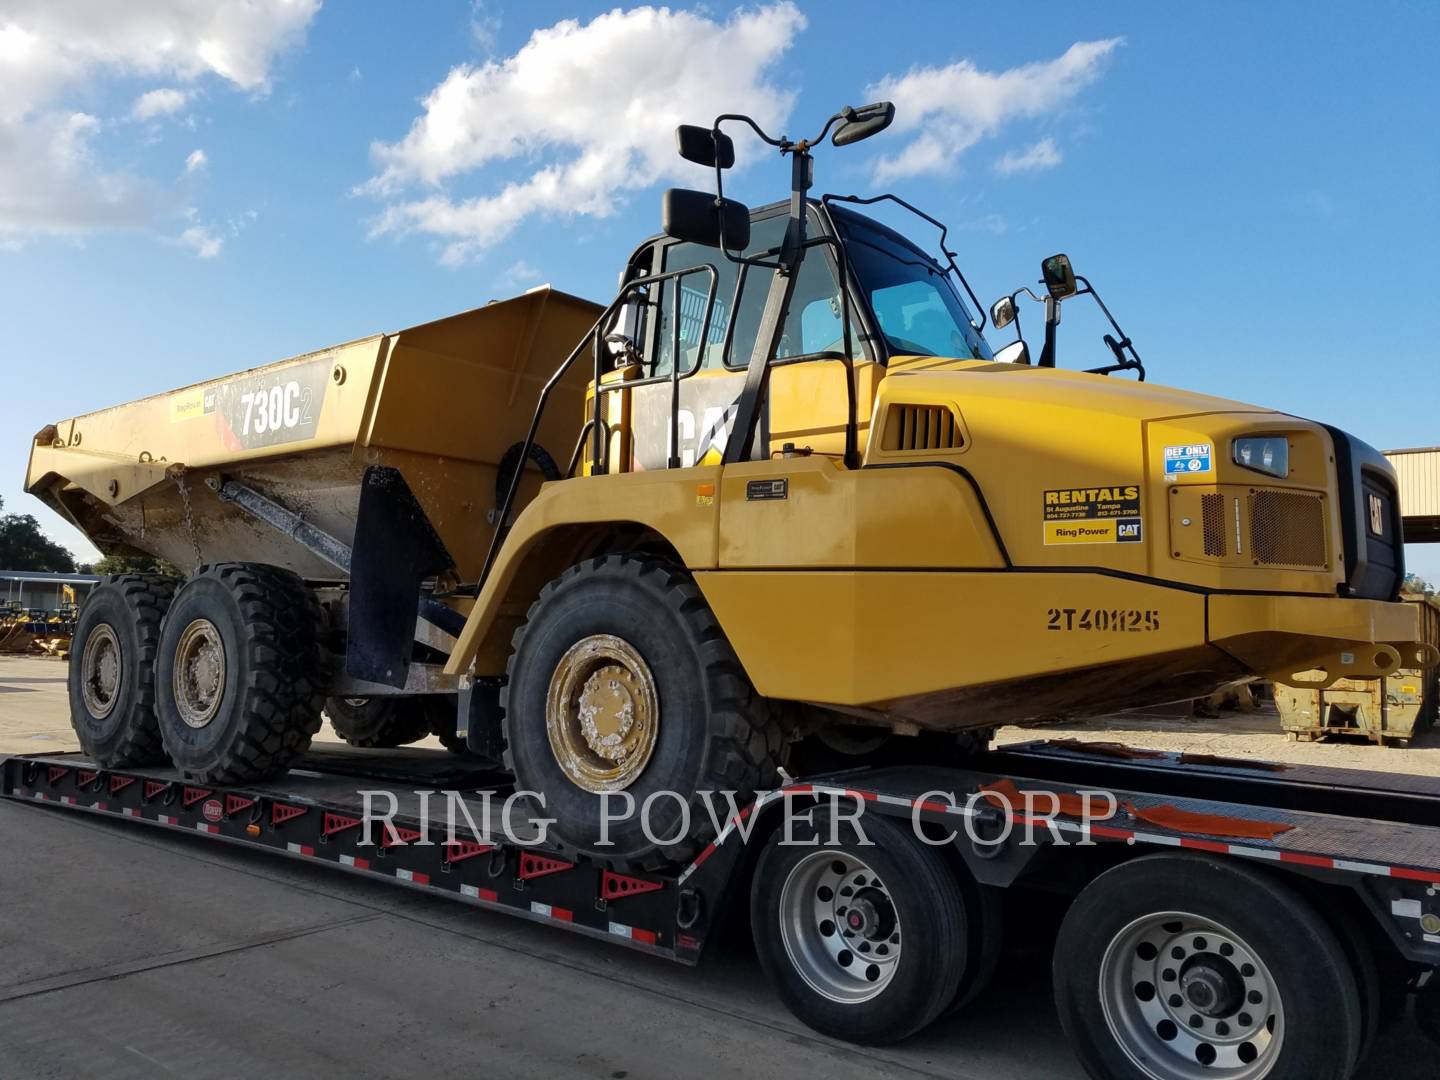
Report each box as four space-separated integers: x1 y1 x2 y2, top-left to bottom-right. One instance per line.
546 634 658 793
1100 911 1283 1078
173 618 227 729
778 851 903 1004
80 623 122 719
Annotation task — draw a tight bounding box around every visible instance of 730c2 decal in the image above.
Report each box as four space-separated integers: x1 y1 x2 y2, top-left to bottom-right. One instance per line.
1046 607 1162 632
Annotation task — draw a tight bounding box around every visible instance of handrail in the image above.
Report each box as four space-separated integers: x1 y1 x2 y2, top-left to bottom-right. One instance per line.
478 263 719 589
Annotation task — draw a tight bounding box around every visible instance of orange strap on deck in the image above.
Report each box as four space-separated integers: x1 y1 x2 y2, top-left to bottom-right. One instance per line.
1125 802 1295 840
979 778 1116 820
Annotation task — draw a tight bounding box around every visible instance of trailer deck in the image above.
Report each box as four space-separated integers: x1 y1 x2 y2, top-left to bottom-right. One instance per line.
7 742 1439 977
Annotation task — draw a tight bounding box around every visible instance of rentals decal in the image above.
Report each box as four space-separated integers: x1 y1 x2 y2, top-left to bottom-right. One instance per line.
1163 443 1213 476
1043 485 1143 545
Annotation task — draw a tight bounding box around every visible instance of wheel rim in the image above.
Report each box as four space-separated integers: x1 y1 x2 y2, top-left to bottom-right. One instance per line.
172 618 227 729
80 623 122 719
1099 911 1284 1079
778 850 903 1004
545 634 659 793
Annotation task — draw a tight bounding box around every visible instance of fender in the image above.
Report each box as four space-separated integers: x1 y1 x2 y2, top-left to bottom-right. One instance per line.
444 466 723 676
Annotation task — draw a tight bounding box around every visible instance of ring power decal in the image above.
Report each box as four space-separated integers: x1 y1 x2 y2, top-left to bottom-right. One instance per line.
1043 485 1143 545
1163 443 1213 476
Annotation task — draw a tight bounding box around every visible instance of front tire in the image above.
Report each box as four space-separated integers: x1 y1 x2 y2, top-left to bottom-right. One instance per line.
67 575 176 766
156 564 326 783
502 554 781 869
1054 854 1363 1080
751 811 968 1045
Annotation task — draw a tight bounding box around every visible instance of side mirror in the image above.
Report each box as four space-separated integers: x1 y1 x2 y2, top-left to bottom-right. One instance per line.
675 125 735 169
832 101 896 147
993 339 1031 365
1041 253 1077 300
661 189 751 249
990 295 1017 330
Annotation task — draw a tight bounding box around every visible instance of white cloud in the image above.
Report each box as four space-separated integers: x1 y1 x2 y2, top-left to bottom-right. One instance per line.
867 39 1122 183
185 148 208 173
0 0 320 242
469 1 501 53
131 87 192 120
360 3 805 265
995 137 1062 176
175 223 222 258
498 258 543 287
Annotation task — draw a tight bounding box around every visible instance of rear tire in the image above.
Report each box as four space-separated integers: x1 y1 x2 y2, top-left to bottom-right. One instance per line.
1053 854 1362 1080
326 696 430 748
502 554 781 869
67 575 176 766
751 811 967 1045
156 563 326 783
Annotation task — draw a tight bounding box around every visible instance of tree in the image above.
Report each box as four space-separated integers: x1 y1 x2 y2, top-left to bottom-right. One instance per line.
1403 572 1436 597
0 496 76 573
90 554 181 578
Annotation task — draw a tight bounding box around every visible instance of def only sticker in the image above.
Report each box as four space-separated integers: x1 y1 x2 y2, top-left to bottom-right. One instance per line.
1164 443 1213 476
1043 485 1143 545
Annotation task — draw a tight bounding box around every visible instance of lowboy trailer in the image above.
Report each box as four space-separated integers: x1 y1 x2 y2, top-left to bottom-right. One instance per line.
6 738 1440 1079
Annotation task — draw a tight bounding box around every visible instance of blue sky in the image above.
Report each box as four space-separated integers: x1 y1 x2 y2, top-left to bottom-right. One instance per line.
2 1 1437 579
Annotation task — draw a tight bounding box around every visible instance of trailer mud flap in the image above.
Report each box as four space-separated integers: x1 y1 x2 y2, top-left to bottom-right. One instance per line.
347 466 453 687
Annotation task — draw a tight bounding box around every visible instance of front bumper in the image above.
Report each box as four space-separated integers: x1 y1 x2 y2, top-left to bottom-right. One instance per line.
1209 594 1436 689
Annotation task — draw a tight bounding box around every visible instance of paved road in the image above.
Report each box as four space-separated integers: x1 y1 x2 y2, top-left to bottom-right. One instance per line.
1 655 1435 1078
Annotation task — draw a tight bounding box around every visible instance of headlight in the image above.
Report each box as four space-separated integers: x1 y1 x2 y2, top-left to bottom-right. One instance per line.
1233 436 1289 478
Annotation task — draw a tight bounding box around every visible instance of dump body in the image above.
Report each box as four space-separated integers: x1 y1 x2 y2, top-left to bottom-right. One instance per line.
25 287 603 582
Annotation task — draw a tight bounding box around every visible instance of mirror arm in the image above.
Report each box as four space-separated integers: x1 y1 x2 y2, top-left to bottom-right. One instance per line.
1038 295 1060 368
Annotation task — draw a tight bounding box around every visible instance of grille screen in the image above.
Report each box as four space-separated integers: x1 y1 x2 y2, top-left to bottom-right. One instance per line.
1248 490 1327 567
1200 493 1227 556
883 405 963 452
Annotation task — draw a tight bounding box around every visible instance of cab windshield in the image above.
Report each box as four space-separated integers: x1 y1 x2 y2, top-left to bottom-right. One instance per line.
833 209 992 362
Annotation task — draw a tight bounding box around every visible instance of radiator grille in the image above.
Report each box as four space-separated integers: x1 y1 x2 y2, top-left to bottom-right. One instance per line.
883 405 963 452
1248 490 1327 567
1200 493 1227 556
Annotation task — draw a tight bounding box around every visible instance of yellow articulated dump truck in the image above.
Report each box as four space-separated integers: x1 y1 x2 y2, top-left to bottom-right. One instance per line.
26 102 1433 871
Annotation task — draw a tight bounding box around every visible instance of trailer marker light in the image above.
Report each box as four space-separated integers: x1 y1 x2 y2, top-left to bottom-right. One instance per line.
245 824 262 836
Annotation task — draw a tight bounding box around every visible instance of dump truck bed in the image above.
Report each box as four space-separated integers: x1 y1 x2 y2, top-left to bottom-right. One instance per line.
25 287 603 580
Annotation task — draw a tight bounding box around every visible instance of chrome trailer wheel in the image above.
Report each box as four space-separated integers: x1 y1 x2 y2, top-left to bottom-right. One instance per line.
777 849 903 1004
1099 912 1282 1079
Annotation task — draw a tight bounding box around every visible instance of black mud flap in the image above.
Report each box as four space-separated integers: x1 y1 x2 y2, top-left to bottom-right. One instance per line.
347 466 453 687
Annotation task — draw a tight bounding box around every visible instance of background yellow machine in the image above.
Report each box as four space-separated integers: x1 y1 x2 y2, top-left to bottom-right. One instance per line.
25 101 1431 869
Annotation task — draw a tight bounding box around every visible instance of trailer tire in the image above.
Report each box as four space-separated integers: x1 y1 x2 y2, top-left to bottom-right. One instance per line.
156 564 327 783
751 810 967 1045
67 574 177 766
502 554 781 869
325 696 430 748
1417 990 1440 1048
1054 854 1363 1080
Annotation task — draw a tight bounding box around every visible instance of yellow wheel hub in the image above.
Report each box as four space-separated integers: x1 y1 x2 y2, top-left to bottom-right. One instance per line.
546 634 659 793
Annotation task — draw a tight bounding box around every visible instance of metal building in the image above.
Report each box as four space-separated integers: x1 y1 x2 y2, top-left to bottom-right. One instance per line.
1387 447 1440 544
0 570 101 611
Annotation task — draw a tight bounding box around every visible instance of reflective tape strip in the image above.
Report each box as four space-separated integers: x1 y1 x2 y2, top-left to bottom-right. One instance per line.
607 921 658 946
460 884 499 902
59 796 76 805
530 901 572 922
157 814 177 825
90 802 107 811
286 842 315 857
396 868 430 886
195 823 218 834
339 854 371 870
122 807 138 817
